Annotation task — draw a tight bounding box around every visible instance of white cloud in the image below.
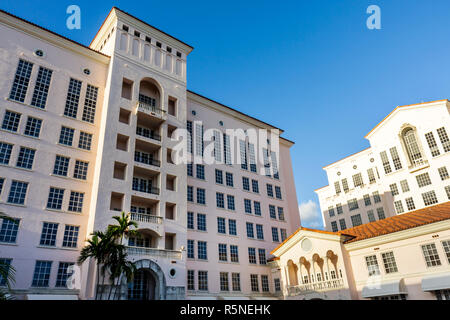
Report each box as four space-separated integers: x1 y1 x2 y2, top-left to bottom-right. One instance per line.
298 200 323 229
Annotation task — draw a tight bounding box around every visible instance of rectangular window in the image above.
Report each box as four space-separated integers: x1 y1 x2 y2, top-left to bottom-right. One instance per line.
328 206 335 217
256 224 264 240
261 275 269 292
348 198 359 211
216 192 225 208
339 219 347 230
373 191 381 203
213 130 222 162
0 258 12 286
280 228 287 241
227 195 235 210
8 180 28 205
215 169 223 184
64 78 82 118
217 217 226 234
405 197 416 211
197 214 206 231
400 179 410 193
9 59 33 102
186 121 193 154
367 168 376 184
228 220 237 236
232 273 241 291
242 177 250 191
47 187 64 210
32 260 52 287
246 222 254 238
277 207 285 221
274 278 281 292
425 132 441 157
367 210 376 222
390 183 399 196
336 203 343 215
55 262 74 288
59 126 75 146
223 134 231 165
331 221 338 232
78 132 93 150
416 173 432 188
187 163 193 177
40 222 58 246
62 225 79 248
271 151 279 179
376 207 386 220
73 160 88 180
334 181 341 194
365 255 380 276
352 173 363 187
195 123 204 157
68 191 84 213
380 151 392 174
394 200 404 214
187 270 195 290
363 194 371 206
197 241 207 260
248 143 257 172
225 172 233 187
272 227 279 242
446 186 450 200
24 117 42 138
275 186 282 199
422 190 438 206
31 66 53 109
351 214 362 227
250 274 259 292
219 272 229 291
244 199 252 214
187 186 193 202
382 251 398 274
196 164 205 180
266 184 274 197
198 271 208 291
53 155 70 176
441 240 450 263
0 178 4 194
389 147 402 170
218 244 227 262
251 180 259 193
16 147 35 169
248 248 256 264
187 212 194 230
269 205 276 219
230 245 239 262
422 243 441 267
342 178 349 192
263 148 271 177
187 240 194 259
0 218 20 243
2 110 21 132
197 188 206 204
438 167 449 181
81 84 98 123
254 201 261 216
240 140 248 170
437 127 450 152
258 248 266 265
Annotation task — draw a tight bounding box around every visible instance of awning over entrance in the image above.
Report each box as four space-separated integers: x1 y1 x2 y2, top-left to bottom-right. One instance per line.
421 273 450 292
361 279 406 298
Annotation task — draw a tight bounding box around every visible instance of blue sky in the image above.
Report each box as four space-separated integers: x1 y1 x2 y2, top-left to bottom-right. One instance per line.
3 0 450 228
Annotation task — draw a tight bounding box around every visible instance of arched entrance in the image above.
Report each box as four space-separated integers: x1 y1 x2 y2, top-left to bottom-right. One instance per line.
127 269 157 300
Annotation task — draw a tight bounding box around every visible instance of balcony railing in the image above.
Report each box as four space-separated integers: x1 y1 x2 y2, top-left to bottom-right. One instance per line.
132 183 160 195
130 212 163 224
288 279 345 296
126 246 182 259
136 127 161 142
134 152 161 167
137 101 166 118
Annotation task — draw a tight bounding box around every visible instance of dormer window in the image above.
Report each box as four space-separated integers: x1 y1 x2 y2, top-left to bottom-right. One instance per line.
402 127 425 167
134 31 140 37
122 25 129 32
167 47 172 53
176 51 182 58
156 42 162 48
145 36 151 43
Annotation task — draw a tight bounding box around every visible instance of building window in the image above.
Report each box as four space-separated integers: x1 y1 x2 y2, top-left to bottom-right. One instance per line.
196 188 206 204
0 258 12 286
2 110 21 132
280 228 287 241
230 245 239 262
363 194 371 206
213 130 222 162
73 160 88 180
64 78 82 118
416 173 432 188
40 222 58 246
269 205 276 219
422 243 441 267
248 143 257 173
7 180 28 205
403 127 426 167
223 134 231 165
250 274 259 292
405 197 416 211
394 200 404 214
215 169 223 184
195 124 204 157
441 240 450 264
55 262 74 288
232 273 241 291
328 206 335 217
16 147 35 169
187 212 194 230
389 147 402 170
217 217 226 234
81 85 98 123
380 151 392 174
271 227 279 242
382 251 398 273
422 190 438 206
258 249 266 265
390 183 399 196
197 241 207 260
400 179 410 193
367 168 376 184
0 218 20 243
252 180 259 193
256 224 264 240
47 187 64 210
186 163 193 177
246 222 254 238
425 132 441 157
229 220 237 236
240 140 248 170
351 214 362 227
266 184 274 197
186 121 193 154
376 207 386 220
248 248 256 264
373 191 381 203
78 132 93 150
9 59 33 102
367 210 376 222
0 178 4 194
274 278 281 292
198 271 208 291
275 186 282 199
53 155 70 176
353 173 363 187
31 66 53 109
196 164 205 180
227 195 235 210
242 177 250 191
187 240 194 259
24 117 42 138
219 272 229 291
446 186 450 200
435 290 450 300
334 181 341 194
62 225 79 248
336 203 343 215
348 198 359 211
197 214 206 231
59 127 75 146
437 127 450 152
254 202 261 216
342 178 349 192
278 207 285 221
365 255 380 276
339 219 347 230
187 270 195 290
225 172 233 187
261 275 269 292
68 191 84 213
187 186 193 202
331 221 338 232
244 199 252 214
32 260 52 287
438 167 449 181
218 244 227 262
216 192 224 208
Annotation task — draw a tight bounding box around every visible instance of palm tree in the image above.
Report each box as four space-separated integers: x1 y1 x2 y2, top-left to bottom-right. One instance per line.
0 212 16 300
108 212 139 244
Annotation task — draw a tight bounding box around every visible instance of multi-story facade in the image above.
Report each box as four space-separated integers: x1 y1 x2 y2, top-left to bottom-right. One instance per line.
0 7 300 300
316 100 450 232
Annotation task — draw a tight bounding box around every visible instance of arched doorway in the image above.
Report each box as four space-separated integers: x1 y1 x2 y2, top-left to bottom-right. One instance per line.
127 269 157 300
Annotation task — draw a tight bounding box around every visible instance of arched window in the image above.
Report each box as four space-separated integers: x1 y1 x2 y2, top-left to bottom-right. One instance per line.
402 128 424 167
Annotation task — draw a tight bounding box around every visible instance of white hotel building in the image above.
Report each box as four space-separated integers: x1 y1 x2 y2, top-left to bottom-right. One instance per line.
0 7 300 300
316 100 450 232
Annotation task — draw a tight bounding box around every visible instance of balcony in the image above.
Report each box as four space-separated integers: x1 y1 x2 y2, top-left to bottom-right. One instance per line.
132 183 160 195
130 212 163 224
287 279 345 296
136 101 166 121
136 126 161 142
134 151 161 167
126 246 182 260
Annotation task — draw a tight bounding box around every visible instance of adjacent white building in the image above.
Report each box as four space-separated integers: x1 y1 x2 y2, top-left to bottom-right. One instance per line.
316 100 450 232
